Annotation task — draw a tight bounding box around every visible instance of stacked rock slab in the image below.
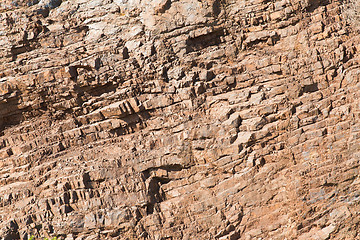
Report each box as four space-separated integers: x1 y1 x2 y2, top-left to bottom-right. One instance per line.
0 0 360 239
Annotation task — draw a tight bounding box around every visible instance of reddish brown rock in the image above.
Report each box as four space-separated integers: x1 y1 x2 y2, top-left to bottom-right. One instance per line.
0 0 360 239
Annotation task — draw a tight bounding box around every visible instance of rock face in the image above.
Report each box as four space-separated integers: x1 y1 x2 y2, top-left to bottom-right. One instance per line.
0 0 359 239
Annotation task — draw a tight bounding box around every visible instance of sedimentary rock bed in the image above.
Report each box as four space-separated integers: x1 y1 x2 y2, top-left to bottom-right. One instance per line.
0 0 360 239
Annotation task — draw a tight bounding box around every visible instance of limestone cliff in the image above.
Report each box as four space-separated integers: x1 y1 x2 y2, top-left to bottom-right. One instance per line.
0 0 360 239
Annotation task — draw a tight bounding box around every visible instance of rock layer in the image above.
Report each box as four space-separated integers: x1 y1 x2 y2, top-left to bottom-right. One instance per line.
0 0 360 239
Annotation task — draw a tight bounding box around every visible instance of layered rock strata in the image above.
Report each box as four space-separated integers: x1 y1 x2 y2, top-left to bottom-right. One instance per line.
0 0 360 239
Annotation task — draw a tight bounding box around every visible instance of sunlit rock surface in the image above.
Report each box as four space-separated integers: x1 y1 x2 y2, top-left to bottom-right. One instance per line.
0 0 360 239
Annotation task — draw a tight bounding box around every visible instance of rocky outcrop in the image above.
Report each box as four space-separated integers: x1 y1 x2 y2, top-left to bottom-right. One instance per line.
0 0 360 239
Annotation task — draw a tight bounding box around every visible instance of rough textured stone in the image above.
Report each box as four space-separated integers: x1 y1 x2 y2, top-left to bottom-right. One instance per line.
0 0 360 239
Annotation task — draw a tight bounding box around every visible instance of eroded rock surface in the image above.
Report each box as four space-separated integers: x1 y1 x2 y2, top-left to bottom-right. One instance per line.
0 0 360 239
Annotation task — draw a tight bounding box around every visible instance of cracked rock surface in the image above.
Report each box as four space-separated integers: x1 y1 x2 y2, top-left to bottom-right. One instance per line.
0 0 360 239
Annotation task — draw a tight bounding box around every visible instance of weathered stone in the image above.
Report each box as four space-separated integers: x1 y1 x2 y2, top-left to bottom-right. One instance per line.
199 70 215 81
0 0 359 239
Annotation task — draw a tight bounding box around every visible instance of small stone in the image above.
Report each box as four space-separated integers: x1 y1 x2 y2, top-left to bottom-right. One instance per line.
199 70 215 81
